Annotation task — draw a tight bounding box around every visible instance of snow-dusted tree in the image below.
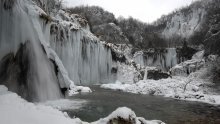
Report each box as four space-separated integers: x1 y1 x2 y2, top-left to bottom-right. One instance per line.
33 0 63 13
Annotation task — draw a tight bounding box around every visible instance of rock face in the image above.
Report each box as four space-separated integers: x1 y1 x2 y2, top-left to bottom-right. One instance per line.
160 6 206 39
143 67 171 80
176 44 197 63
147 70 171 80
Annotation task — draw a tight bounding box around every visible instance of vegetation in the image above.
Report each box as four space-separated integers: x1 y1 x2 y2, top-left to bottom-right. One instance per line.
34 0 63 13
66 0 219 57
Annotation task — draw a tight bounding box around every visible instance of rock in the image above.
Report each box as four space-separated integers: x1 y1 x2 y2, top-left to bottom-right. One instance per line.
144 67 171 80
108 116 135 124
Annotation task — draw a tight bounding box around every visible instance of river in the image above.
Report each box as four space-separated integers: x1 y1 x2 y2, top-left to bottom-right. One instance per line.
65 86 220 124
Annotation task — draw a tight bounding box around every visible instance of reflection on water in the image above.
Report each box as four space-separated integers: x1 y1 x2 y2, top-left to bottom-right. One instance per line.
65 86 220 124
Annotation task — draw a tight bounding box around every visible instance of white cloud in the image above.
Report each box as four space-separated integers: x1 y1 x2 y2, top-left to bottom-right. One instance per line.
63 0 196 23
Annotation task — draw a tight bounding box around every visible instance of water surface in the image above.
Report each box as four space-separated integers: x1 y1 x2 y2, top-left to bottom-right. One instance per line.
66 86 220 124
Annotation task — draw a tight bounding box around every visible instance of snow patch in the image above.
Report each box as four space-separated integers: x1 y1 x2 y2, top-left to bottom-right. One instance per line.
69 84 92 96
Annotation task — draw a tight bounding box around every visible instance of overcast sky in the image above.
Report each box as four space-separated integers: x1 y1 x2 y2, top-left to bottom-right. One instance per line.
63 0 196 23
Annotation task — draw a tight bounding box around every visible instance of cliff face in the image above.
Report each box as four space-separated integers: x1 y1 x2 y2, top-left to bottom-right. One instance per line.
154 0 220 47
160 6 206 39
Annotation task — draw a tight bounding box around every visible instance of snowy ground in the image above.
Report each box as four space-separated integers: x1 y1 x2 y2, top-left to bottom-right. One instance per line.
0 85 164 124
101 68 220 105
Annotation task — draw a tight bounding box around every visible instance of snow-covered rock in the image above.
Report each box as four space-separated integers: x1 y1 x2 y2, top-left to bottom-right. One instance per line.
69 85 92 96
101 68 220 105
92 107 165 124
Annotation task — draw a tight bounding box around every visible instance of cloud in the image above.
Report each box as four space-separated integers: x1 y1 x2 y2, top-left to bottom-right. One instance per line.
63 0 195 23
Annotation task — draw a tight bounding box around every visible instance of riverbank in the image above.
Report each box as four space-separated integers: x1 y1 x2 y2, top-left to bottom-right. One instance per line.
101 68 220 105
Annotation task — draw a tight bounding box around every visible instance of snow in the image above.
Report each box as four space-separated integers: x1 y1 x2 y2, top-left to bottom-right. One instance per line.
0 85 164 124
0 85 84 124
192 50 204 60
69 84 92 96
101 68 220 105
0 85 8 94
92 107 165 124
116 62 137 84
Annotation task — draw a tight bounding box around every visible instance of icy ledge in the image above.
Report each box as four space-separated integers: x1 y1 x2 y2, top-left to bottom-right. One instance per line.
101 69 220 105
0 85 164 124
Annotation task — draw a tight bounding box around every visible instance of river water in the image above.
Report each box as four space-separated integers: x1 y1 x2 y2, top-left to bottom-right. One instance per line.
65 86 220 124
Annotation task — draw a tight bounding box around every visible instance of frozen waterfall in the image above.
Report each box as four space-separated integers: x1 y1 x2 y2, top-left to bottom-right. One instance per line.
0 0 63 102
49 23 113 85
0 0 114 103
134 48 177 71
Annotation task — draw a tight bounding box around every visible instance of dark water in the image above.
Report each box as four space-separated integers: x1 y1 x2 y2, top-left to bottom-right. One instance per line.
65 86 220 124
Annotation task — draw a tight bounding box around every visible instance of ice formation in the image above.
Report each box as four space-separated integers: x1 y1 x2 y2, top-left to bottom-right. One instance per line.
134 48 177 71
0 0 64 101
49 17 113 85
0 0 95 101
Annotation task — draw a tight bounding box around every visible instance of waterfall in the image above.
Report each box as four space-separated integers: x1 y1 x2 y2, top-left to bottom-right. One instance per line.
134 48 177 71
0 0 63 102
0 0 114 103
49 23 113 85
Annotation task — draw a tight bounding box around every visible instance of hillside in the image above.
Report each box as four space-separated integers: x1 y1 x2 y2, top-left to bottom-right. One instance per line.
67 0 220 52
